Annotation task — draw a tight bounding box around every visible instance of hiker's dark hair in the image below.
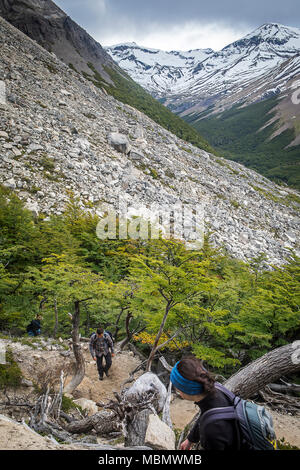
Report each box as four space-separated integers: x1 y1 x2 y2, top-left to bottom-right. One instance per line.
177 356 216 395
97 328 104 335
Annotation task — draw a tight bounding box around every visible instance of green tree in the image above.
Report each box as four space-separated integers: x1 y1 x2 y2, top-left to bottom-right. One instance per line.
129 239 233 370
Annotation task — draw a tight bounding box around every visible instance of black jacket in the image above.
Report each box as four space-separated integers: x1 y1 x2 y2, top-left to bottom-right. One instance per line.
187 388 241 450
28 319 41 333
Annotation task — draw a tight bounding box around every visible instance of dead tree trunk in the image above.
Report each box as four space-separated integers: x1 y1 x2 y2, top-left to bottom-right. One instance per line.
64 301 85 395
53 299 58 339
224 342 300 398
65 411 120 435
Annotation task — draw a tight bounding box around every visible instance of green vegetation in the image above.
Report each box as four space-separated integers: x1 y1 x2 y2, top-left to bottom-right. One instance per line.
40 155 55 172
68 63 78 73
277 438 300 450
0 186 299 379
61 394 83 413
44 61 58 75
0 347 23 388
84 62 214 154
184 97 300 190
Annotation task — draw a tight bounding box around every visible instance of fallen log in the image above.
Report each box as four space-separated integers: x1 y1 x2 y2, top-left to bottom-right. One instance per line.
64 410 120 435
224 343 300 398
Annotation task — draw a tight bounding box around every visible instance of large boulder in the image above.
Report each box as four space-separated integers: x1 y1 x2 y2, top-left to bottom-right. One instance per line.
108 132 131 154
145 414 176 450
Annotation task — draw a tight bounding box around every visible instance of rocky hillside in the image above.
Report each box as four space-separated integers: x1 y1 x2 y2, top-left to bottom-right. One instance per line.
0 0 212 153
0 14 299 265
0 0 117 83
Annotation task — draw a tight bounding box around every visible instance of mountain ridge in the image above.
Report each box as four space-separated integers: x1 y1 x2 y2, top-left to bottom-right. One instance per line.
106 23 300 188
106 22 300 112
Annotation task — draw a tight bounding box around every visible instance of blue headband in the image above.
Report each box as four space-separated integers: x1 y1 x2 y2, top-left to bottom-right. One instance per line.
170 361 204 395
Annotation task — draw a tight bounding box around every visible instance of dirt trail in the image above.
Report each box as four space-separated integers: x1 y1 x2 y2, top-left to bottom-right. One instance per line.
67 349 143 403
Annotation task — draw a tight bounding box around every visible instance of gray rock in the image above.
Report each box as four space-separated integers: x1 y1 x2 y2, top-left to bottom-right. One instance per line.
25 201 39 217
108 132 131 154
3 178 16 189
21 378 34 387
27 144 43 153
145 414 175 450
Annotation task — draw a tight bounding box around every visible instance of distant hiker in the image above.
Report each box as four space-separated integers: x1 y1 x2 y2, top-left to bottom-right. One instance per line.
170 356 276 451
26 314 42 337
89 328 115 381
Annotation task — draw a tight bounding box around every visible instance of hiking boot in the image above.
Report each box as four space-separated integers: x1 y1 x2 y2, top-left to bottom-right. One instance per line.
104 371 109 377
99 376 103 381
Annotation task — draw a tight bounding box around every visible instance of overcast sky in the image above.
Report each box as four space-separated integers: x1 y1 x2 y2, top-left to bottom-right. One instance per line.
55 0 300 51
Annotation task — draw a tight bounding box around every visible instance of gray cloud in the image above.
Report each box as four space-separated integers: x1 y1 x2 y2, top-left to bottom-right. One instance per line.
55 0 300 48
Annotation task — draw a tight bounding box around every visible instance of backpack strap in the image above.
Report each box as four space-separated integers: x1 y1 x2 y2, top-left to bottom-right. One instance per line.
199 384 246 450
214 382 237 402
200 406 237 427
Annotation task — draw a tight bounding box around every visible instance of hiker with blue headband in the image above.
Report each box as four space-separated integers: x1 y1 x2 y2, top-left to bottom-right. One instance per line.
170 357 241 450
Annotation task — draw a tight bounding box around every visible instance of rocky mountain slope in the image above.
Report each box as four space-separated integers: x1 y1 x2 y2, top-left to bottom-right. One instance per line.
0 0 118 83
0 14 299 265
0 0 212 153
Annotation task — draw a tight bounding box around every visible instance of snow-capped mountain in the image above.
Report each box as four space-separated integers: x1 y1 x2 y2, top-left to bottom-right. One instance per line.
106 23 300 114
105 42 214 101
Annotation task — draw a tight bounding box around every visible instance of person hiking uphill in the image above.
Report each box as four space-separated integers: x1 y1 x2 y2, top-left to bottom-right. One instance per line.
170 356 277 451
170 356 242 451
27 314 42 337
89 328 115 381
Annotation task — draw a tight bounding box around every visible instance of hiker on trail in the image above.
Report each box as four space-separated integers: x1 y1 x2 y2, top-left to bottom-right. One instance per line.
27 314 42 337
170 356 244 450
89 328 115 381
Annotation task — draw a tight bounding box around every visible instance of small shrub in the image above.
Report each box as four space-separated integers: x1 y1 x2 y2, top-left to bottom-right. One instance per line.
277 437 299 450
61 394 83 414
0 347 23 388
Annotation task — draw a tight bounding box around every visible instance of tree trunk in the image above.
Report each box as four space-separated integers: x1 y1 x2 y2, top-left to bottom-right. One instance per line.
125 409 152 447
146 302 171 372
84 302 90 337
224 342 300 398
64 301 85 394
53 299 58 339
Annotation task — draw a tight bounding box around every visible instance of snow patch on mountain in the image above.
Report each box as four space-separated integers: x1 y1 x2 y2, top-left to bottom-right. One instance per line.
106 23 300 113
